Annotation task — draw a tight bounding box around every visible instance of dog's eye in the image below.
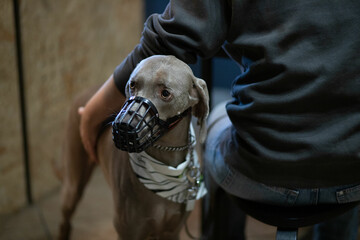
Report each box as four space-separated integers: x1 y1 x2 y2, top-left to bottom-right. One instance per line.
129 81 136 89
161 89 171 99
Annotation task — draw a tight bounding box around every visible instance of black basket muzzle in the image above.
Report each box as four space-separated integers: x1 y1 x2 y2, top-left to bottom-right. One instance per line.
112 96 188 153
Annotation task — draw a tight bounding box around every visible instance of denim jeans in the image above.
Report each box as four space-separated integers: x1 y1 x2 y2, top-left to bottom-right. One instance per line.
202 101 359 240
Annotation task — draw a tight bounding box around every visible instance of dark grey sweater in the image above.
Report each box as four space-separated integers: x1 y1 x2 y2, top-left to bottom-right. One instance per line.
114 0 360 188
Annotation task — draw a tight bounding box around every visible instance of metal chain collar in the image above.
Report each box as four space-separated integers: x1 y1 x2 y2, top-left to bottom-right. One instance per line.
151 131 195 152
150 130 203 207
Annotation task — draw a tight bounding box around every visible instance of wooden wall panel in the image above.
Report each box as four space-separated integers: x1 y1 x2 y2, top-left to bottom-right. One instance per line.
0 0 26 214
20 0 143 200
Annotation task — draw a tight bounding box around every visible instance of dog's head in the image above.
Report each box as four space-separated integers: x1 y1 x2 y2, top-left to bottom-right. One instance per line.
113 55 209 152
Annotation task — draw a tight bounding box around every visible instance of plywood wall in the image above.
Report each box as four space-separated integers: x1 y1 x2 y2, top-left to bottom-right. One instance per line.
0 0 143 213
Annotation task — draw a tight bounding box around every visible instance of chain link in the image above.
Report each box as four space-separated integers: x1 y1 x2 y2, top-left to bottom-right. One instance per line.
151 132 195 152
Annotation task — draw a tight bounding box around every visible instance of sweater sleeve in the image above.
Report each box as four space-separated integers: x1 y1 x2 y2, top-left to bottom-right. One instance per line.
113 0 229 94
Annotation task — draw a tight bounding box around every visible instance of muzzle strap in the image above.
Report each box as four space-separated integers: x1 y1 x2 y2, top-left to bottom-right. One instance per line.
158 108 190 130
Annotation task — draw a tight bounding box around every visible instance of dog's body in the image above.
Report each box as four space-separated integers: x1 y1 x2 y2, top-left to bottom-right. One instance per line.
57 55 209 240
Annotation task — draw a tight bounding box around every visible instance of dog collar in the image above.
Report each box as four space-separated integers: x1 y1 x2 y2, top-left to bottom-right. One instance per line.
128 124 207 211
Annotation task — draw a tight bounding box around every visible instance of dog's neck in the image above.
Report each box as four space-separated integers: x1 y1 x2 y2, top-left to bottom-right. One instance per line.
145 115 192 167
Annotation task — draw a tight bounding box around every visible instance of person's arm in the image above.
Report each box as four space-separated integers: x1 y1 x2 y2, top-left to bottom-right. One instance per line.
78 75 125 162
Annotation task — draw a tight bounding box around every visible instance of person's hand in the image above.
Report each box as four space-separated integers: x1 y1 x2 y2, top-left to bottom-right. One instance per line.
78 75 126 163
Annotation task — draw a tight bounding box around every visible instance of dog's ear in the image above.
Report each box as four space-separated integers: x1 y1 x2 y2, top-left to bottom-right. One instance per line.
190 77 209 143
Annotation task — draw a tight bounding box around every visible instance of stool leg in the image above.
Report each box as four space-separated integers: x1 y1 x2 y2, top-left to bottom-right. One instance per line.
276 228 298 240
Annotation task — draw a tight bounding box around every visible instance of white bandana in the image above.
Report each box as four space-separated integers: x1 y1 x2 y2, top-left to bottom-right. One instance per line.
129 125 207 211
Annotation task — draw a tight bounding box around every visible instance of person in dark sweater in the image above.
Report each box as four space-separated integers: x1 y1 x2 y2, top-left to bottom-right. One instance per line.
79 1 360 239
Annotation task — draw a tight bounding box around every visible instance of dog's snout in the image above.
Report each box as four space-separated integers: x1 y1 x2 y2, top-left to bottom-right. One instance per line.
117 121 135 131
113 95 182 153
120 113 141 129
